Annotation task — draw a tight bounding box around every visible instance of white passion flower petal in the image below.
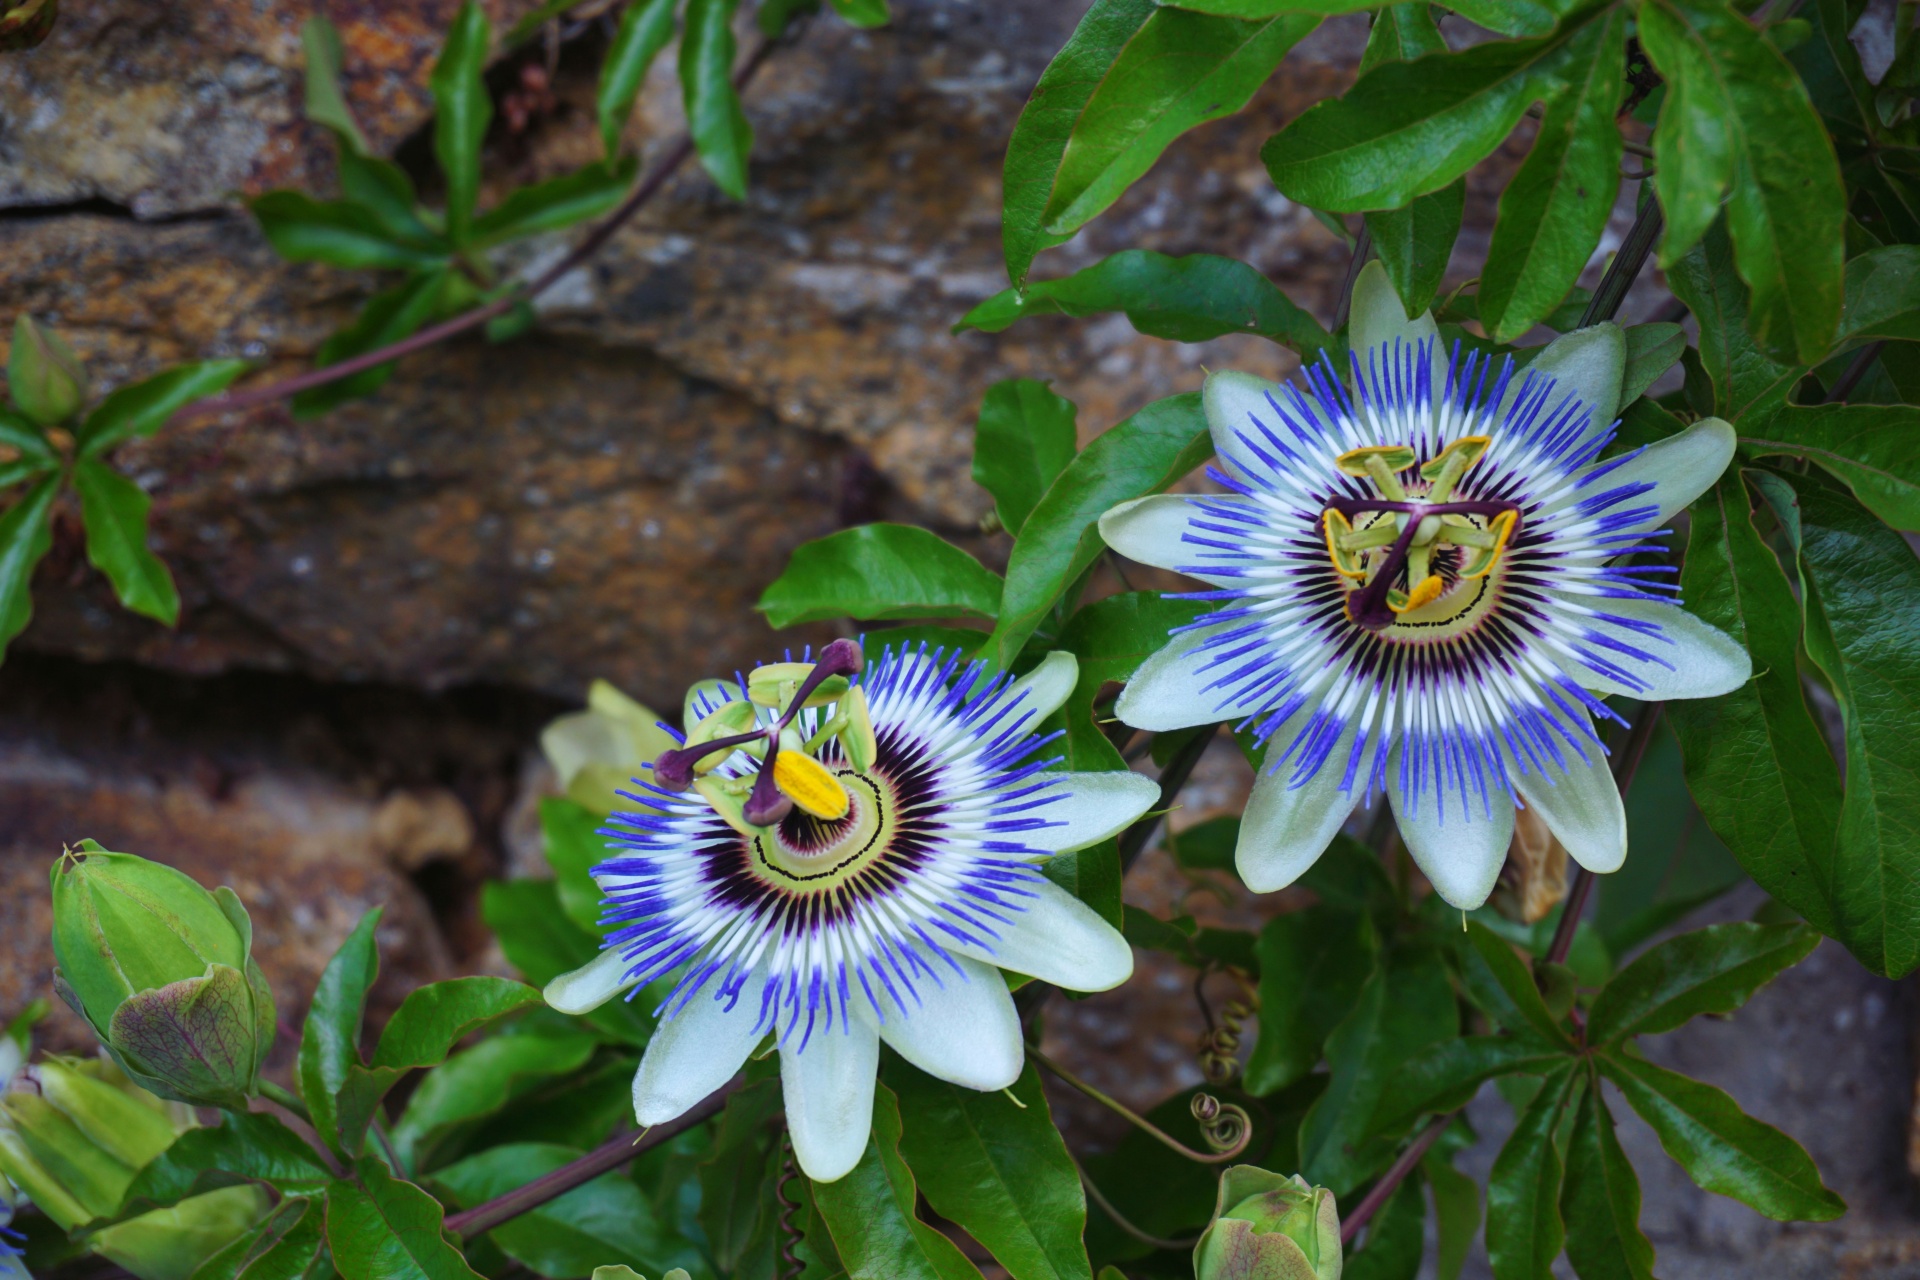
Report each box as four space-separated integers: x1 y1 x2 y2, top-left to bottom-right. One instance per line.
781 1018 880 1182
1204 369 1300 489
1579 417 1736 529
1494 323 1626 449
1021 771 1161 852
1119 621 1292 731
1563 595 1752 701
544 947 641 1015
1236 712 1367 893
1100 494 1254 586
1514 748 1628 874
1350 260 1448 400
860 955 1024 1092
1386 744 1515 909
631 985 766 1126
945 876 1134 992
1004 650 1079 725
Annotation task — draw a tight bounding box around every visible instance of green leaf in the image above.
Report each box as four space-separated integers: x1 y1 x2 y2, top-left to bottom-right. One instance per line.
540 796 613 936
1619 322 1686 406
828 0 889 27
338 149 442 250
1171 0 1560 33
1424 1150 1480 1280
293 271 452 419
1640 0 1845 363
391 1029 600 1172
973 379 1079 538
1587 921 1819 1044
1364 180 1465 319
1166 814 1237 871
1740 403 1920 531
433 1142 696 1278
957 251 1331 354
682 0 752 199
985 392 1211 671
471 159 639 248
810 1082 985 1280
1261 22 1591 214
1001 0 1159 288
1371 1036 1572 1136
72 457 178 625
297 908 383 1156
598 0 677 156
1299 946 1456 1195
327 1158 484 1280
1342 1173 1422 1280
1559 1075 1654 1280
301 16 368 153
430 2 493 246
0 407 56 470
483 878 597 985
1035 6 1320 248
0 473 56 662
116 1112 333 1217
891 1060 1091 1280
1773 469 1920 977
195 1194 328 1280
696 1078 783 1274
1462 922 1575 1048
334 977 543 1154
250 192 450 271
1599 1052 1843 1222
1357 2 1445 73
1478 8 1626 342
1244 905 1377 1095
1836 244 1920 347
1667 475 1844 941
757 524 1003 628
1665 221 1808 422
1485 1063 1578 1280
78 360 250 458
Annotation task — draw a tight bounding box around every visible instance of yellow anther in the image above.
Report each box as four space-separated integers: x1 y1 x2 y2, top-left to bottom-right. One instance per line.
1389 574 1447 614
1323 510 1368 579
1420 435 1491 502
773 750 852 820
1459 509 1519 580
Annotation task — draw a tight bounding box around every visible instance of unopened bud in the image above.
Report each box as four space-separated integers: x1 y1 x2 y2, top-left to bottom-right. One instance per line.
8 314 85 425
50 843 275 1109
1194 1167 1340 1280
0 0 55 52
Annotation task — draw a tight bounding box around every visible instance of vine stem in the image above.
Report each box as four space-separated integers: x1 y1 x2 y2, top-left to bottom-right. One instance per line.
170 31 785 427
1338 1114 1449 1245
444 1077 739 1237
257 1078 312 1123
1028 1049 1248 1164
1070 1151 1201 1251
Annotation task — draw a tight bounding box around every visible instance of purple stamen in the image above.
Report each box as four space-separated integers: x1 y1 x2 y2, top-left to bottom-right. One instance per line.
744 737 793 826
653 729 768 791
1331 497 1524 632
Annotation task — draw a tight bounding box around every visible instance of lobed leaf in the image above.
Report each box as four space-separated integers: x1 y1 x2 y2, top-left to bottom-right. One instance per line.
1371 1036 1572 1136
1461 922 1576 1048
598 0 677 157
392 1029 600 1172
1587 921 1820 1045
681 0 753 199
250 192 449 272
891 1060 1092 1280
297 908 383 1156
1836 244 1920 347
757 524 1004 628
1620 322 1686 405
72 458 179 625
78 360 250 458
1343 1174 1423 1280
1559 1075 1656 1280
1740 402 1920 531
1244 904 1377 1095
115 1112 333 1217
1664 221 1809 422
294 271 454 419
985 392 1211 671
328 1158 484 1280
301 15 368 152
1599 1052 1844 1222
958 250 1331 353
1477 8 1625 342
430 2 493 246
1365 181 1465 320
1485 1063 1578 1280
972 379 1079 538
470 159 639 249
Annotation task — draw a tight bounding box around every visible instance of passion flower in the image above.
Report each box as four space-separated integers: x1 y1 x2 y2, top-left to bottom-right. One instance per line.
544 640 1154 1180
1100 263 1749 908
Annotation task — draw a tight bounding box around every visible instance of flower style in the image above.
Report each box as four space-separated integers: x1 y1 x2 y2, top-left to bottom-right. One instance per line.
1099 262 1751 909
542 639 1153 1180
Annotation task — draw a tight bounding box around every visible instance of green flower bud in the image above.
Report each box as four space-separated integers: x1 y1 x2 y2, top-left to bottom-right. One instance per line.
8 314 86 425
50 842 276 1108
0 0 56 52
1194 1166 1341 1280
541 679 679 816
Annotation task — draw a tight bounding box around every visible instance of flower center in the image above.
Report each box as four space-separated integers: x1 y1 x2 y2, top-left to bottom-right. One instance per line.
1322 437 1521 633
752 769 897 888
